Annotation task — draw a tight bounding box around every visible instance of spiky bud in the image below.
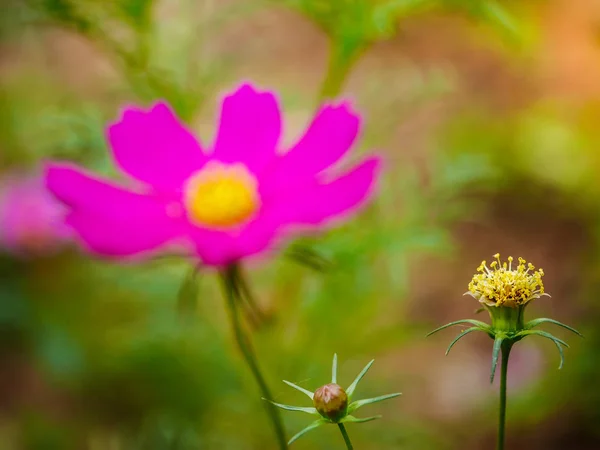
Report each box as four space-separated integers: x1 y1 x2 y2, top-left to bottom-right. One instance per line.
313 383 348 422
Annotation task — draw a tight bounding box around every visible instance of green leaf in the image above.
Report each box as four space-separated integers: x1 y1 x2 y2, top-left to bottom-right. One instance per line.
481 0 519 37
525 318 583 337
283 380 314 399
118 0 154 28
445 327 482 355
346 359 374 398
490 336 503 384
288 419 327 445
285 243 333 272
347 393 401 414
262 399 318 415
426 319 491 337
340 414 382 424
37 0 91 32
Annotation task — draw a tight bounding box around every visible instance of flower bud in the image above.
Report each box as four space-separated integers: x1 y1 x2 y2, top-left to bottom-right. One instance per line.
313 383 348 422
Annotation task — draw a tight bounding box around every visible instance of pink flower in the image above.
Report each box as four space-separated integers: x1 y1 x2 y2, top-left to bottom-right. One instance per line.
0 171 70 256
45 84 381 266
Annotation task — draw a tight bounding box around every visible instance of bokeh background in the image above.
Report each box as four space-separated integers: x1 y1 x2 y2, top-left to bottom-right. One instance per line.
1 0 600 449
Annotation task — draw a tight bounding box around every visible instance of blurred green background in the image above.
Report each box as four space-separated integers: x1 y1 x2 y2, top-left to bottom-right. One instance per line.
1 0 600 449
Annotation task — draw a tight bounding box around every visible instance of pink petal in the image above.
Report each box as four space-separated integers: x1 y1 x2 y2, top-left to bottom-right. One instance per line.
279 103 360 179
107 102 206 191
212 84 281 174
186 229 234 266
0 173 69 254
186 210 281 266
45 163 184 257
283 157 382 226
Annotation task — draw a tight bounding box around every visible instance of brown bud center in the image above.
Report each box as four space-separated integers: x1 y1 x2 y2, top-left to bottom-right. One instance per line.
313 383 348 422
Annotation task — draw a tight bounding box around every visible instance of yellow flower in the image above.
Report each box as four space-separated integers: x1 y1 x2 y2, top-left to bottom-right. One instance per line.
429 253 580 383
466 254 549 308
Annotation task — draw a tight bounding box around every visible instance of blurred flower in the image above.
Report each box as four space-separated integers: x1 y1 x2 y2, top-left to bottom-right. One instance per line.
0 171 70 256
266 354 400 445
45 83 381 266
466 254 548 308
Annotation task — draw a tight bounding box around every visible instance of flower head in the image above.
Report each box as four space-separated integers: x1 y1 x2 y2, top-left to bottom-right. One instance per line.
45 83 381 266
0 171 70 256
467 254 547 308
265 354 400 445
428 253 582 383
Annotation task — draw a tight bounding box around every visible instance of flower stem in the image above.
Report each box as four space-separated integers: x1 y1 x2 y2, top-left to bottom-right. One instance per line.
318 38 364 103
338 423 354 450
220 266 288 449
497 341 512 450
234 265 267 327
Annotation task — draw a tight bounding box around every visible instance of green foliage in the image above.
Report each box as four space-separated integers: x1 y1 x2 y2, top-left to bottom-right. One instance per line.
280 0 437 43
280 0 519 48
34 0 92 32
117 0 154 29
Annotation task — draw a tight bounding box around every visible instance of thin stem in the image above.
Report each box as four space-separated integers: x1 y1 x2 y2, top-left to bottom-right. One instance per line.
497 342 512 450
219 266 288 449
338 423 354 450
233 265 267 327
317 38 364 103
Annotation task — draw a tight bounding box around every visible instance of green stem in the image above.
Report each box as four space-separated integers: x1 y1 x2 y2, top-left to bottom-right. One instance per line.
234 265 267 326
318 38 364 103
220 266 287 449
497 342 512 450
338 423 353 450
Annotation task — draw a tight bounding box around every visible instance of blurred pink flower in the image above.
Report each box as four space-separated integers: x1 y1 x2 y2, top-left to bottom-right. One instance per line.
0 172 70 256
45 83 381 266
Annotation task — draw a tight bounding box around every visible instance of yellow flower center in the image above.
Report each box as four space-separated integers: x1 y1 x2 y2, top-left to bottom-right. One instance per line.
468 254 546 308
183 162 259 228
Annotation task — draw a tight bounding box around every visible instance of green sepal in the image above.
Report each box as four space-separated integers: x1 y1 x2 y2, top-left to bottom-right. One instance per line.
263 399 318 415
346 359 374 398
490 336 504 384
347 393 401 414
445 327 483 355
288 419 327 445
285 243 333 272
426 319 492 337
516 329 569 369
340 415 382 424
516 329 569 348
283 380 314 399
332 353 338 384
524 318 583 337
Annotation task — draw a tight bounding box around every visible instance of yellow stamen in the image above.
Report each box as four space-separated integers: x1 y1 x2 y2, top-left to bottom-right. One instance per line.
468 254 546 308
184 162 259 228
